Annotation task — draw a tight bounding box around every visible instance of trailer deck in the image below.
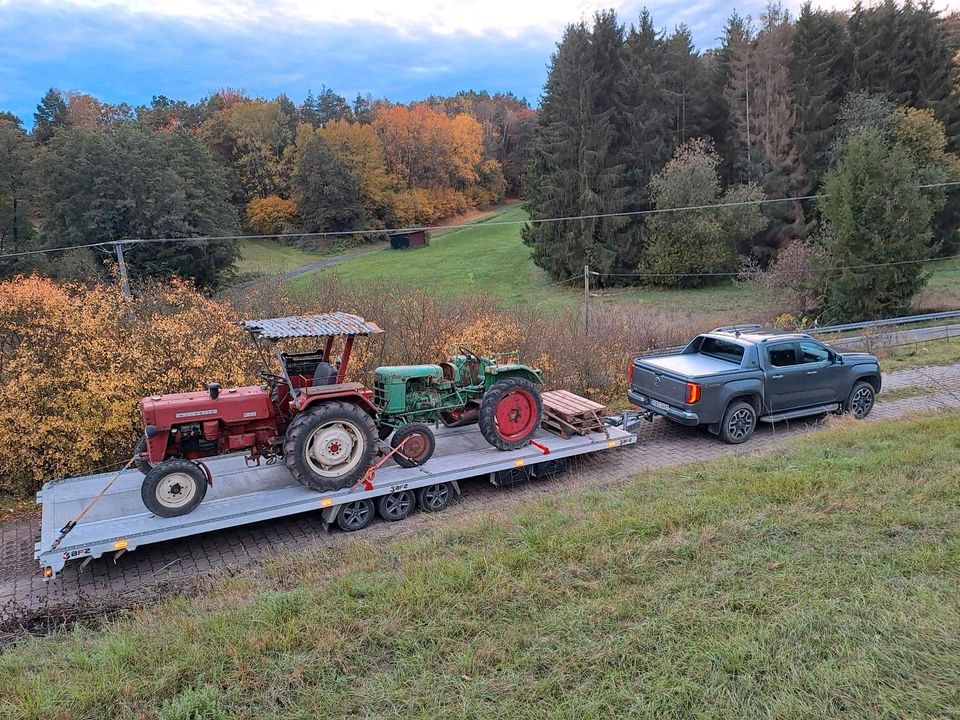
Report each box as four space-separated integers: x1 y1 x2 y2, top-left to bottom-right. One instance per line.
36 424 635 577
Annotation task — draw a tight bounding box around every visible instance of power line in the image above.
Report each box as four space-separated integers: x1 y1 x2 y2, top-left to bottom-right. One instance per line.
4 179 960 262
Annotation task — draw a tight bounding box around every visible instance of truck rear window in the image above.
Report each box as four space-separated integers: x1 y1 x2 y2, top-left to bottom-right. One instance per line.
698 337 745 364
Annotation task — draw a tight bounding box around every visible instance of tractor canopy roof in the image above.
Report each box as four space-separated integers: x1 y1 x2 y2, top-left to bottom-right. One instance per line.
241 312 384 340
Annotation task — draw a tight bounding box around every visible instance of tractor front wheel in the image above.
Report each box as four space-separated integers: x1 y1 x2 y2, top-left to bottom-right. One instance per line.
391 423 435 468
478 378 543 451
141 460 208 518
283 401 378 492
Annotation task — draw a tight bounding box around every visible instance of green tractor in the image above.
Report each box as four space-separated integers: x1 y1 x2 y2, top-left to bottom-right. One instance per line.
374 345 544 467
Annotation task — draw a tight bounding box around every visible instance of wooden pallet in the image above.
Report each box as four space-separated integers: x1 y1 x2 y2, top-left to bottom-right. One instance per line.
540 390 609 439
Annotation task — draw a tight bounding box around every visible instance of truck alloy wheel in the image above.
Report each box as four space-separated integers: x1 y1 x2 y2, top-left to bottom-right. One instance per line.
478 378 543 450
848 381 875 419
141 460 208 518
719 400 757 444
283 401 378 492
391 423 436 468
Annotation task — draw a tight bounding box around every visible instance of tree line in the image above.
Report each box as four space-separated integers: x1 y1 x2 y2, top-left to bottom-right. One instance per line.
0 87 535 288
523 0 960 320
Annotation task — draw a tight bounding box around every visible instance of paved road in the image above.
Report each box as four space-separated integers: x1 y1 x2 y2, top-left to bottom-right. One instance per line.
2 362 958 631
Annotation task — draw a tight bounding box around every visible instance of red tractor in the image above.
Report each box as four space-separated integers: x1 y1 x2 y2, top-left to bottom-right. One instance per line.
136 313 543 518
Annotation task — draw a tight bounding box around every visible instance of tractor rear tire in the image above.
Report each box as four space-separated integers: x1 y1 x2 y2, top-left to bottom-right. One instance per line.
478 378 543 451
134 436 154 475
141 460 208 518
391 423 435 468
283 401 378 492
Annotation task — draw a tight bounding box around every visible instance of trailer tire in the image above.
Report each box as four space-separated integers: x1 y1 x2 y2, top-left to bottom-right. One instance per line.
391 423 435 468
478 378 542 451
134 436 154 475
284 401 378 492
416 483 452 513
141 460 207 518
336 499 375 532
377 490 415 521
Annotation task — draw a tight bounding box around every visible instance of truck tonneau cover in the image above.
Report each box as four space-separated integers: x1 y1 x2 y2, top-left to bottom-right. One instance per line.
639 353 740 377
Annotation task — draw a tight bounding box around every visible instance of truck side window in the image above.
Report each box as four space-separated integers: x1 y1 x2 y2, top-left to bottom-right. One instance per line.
767 344 797 367
799 341 830 364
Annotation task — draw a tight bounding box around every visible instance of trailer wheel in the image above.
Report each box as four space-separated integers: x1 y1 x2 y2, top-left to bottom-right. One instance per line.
391 423 435 468
134 436 154 475
478 378 542 451
141 460 207 518
336 499 375 532
416 483 452 513
377 490 415 521
284 401 378 492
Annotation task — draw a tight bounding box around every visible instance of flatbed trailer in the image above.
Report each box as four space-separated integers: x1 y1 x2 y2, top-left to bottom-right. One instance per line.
36 423 635 578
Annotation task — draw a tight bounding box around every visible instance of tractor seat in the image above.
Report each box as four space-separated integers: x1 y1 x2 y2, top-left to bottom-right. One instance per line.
312 361 337 386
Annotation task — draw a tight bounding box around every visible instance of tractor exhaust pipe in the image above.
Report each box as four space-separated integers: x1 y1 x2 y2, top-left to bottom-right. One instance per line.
208 383 220 399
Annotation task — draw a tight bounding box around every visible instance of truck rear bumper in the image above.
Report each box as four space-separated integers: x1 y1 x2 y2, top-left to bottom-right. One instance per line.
627 389 700 426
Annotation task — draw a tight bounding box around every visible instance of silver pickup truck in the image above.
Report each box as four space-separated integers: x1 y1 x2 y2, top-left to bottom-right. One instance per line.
628 325 882 444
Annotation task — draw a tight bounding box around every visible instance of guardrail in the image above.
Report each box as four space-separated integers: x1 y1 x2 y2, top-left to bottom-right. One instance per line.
639 309 960 357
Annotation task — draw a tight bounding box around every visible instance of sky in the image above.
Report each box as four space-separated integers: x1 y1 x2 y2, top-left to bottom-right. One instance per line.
2 0 959 126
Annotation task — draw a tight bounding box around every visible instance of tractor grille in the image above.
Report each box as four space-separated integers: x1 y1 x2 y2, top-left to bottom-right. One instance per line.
373 379 388 410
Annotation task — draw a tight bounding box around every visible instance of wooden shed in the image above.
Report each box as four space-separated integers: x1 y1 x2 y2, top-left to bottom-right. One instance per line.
388 229 429 250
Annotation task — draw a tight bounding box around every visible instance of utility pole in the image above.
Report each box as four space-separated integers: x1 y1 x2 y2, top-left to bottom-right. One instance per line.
115 242 132 299
583 264 590 336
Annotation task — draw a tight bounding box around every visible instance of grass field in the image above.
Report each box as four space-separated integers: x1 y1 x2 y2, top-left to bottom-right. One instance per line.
285 204 960 325
3 412 958 719
234 240 328 278
879 336 960 371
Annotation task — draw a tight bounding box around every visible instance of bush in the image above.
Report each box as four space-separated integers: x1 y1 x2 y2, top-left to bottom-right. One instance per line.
762 240 831 316
245 195 297 234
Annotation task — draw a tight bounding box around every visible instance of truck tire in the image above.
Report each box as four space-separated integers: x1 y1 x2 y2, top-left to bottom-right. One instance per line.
846 381 875 419
391 423 435 468
283 401 378 492
134 436 154 475
141 459 208 518
478 378 543 451
718 400 757 444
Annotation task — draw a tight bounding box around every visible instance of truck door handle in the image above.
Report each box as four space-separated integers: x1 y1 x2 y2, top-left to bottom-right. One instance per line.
806 370 818 375
772 374 783 379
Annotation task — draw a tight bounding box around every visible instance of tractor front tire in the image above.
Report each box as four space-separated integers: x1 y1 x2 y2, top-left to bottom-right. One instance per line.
141 460 208 518
478 378 543 451
391 423 436 468
283 401 378 492
134 436 154 475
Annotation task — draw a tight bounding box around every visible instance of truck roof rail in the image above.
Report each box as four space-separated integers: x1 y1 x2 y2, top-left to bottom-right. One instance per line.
711 323 764 334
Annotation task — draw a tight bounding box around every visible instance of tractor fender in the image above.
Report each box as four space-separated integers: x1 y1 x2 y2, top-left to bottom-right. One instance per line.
484 365 543 388
299 391 379 417
144 429 171 464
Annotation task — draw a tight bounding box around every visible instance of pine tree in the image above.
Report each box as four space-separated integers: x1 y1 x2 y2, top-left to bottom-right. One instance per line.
790 3 853 190
32 89 69 144
294 136 364 232
522 12 636 280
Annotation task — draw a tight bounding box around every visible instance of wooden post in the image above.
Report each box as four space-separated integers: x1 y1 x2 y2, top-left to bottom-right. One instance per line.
115 242 132 299
583 264 590 336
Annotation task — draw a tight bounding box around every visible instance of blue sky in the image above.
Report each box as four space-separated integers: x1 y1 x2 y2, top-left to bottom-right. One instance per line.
1 0 948 126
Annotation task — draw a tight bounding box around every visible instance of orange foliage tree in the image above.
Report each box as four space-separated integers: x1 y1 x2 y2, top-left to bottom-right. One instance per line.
0 276 257 497
245 195 297 234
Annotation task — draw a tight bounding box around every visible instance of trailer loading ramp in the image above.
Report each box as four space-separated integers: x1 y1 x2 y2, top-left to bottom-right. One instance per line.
36 424 635 577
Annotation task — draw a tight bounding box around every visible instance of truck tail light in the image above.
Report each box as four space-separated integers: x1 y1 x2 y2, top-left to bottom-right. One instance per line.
685 382 701 404
629 363 635 385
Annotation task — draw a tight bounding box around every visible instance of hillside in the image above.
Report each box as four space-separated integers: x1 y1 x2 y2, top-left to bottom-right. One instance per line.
3 412 957 719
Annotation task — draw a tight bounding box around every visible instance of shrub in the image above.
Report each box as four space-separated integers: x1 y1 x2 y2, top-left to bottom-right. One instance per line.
763 240 831 317
245 195 297 235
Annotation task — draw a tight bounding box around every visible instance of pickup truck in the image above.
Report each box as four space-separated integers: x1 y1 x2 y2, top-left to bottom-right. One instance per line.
627 325 882 444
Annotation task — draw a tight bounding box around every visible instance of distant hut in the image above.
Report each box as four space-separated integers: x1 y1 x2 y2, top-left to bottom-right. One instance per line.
388 229 429 250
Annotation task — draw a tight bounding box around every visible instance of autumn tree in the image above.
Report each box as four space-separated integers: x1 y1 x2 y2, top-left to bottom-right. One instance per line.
639 139 767 288
318 119 396 225
245 196 297 234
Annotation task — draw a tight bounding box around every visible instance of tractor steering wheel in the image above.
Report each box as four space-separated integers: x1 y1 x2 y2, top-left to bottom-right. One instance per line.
258 370 287 388
453 343 482 364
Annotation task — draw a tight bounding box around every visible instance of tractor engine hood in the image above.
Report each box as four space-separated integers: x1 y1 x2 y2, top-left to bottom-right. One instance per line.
374 365 444 382
140 385 273 428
